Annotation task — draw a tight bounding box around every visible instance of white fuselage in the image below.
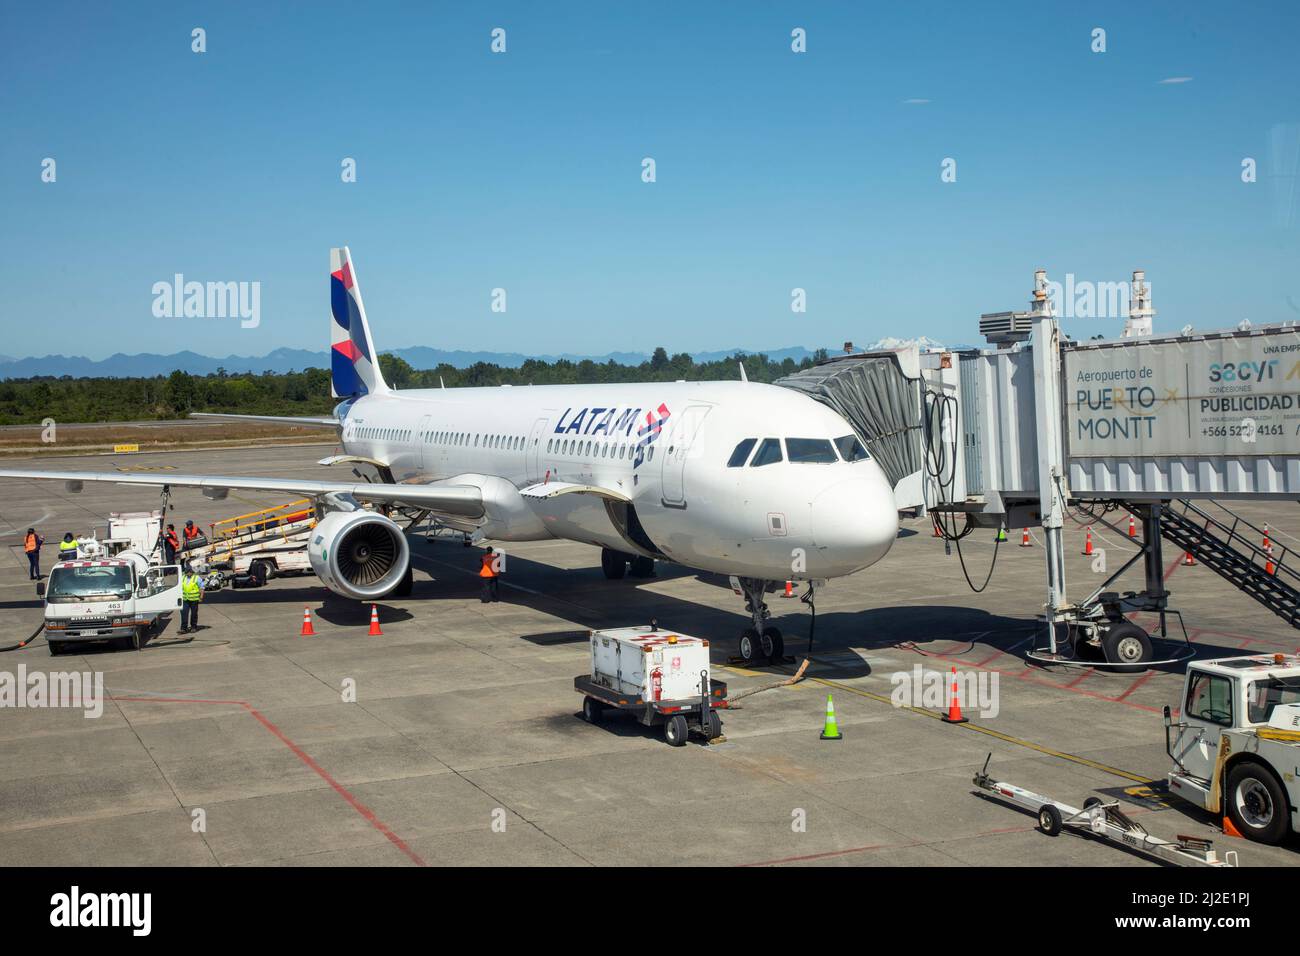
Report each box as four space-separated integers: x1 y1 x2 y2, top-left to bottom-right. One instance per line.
336 380 898 581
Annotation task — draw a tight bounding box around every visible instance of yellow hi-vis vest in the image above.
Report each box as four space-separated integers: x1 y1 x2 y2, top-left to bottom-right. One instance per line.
182 574 203 602
58 541 78 558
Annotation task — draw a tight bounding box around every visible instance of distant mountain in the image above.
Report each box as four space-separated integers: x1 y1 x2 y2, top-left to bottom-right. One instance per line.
0 344 836 379
865 335 946 351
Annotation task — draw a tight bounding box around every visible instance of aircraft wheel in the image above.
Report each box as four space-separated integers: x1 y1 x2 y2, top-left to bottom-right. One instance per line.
760 627 784 661
600 548 627 580
629 555 656 578
738 628 761 664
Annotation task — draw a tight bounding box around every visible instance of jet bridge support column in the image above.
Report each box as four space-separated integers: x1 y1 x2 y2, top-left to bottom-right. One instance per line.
1029 270 1068 653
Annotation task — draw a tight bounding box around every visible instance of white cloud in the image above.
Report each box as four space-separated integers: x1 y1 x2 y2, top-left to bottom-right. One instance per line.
902 98 931 104
1158 76 1193 84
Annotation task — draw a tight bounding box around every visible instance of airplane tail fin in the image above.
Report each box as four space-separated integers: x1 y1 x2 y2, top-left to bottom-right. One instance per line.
330 246 390 397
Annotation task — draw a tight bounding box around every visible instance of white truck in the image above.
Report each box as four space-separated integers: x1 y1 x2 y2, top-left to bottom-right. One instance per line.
1164 653 1300 845
574 625 728 746
38 551 183 655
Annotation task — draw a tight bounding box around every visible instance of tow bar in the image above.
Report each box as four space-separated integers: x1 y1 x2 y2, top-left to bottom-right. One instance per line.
972 754 1238 867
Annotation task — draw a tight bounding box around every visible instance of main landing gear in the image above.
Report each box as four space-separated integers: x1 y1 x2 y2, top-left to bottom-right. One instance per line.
735 577 785 665
601 547 656 580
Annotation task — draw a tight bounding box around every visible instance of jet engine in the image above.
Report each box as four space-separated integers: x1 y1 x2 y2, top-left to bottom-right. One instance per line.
307 510 410 600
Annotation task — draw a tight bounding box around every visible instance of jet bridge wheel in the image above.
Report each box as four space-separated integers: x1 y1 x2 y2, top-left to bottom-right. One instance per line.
1101 622 1153 673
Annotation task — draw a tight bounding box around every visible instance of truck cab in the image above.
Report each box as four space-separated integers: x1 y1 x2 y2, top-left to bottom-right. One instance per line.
1165 654 1300 844
39 553 182 655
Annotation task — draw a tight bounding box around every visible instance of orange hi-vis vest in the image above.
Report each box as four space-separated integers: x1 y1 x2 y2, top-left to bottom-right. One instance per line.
479 554 498 578
24 533 39 553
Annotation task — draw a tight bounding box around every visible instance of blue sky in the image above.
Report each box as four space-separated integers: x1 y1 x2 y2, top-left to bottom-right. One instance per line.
1 1 1298 361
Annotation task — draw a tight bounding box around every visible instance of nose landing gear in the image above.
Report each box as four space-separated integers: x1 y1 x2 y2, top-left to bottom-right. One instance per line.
735 577 786 664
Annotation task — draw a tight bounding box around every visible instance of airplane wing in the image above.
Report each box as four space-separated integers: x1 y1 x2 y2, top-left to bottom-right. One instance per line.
0 468 484 518
189 412 340 428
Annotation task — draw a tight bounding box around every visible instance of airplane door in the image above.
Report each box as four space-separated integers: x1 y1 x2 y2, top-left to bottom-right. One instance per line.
527 417 549 484
417 415 433 474
660 405 710 508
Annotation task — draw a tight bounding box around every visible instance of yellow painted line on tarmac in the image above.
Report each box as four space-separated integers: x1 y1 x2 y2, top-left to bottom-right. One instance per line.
803 672 1152 785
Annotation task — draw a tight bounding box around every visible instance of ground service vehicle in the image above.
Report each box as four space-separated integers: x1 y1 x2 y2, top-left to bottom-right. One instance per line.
38 551 182 654
1165 654 1300 844
575 625 727 746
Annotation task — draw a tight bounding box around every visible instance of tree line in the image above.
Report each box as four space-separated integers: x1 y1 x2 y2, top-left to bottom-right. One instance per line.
0 348 828 425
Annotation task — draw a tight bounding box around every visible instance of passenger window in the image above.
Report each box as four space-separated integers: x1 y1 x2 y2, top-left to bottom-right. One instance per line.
750 438 783 467
727 438 757 468
786 438 837 463
1187 672 1234 726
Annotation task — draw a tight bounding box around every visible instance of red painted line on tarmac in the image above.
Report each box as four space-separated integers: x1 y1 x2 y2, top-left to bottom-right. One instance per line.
112 695 427 866
1064 669 1094 689
1116 670 1158 701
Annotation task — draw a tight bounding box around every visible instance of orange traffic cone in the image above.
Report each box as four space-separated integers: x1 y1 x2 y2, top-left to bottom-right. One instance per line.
782 581 795 598
1223 815 1244 839
941 666 968 724
300 607 316 637
1020 528 1032 548
368 604 383 635
1263 524 1271 551
1266 547 1276 575
1082 527 1094 556
1183 551 1196 566
932 519 943 538
1128 514 1137 537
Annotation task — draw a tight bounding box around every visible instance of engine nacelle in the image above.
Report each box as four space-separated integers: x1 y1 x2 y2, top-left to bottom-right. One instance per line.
308 510 410 600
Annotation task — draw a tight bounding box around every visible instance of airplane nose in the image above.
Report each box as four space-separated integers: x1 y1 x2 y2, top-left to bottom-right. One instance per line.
810 477 899 574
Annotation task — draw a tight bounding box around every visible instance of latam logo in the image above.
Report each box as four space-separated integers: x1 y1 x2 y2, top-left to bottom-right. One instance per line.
554 403 671 469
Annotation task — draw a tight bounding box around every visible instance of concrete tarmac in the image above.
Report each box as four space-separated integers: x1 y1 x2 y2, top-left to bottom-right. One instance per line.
1 444 1298 866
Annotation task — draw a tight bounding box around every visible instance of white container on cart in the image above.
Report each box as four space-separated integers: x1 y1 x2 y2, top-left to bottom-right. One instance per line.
577 625 726 747
589 625 711 702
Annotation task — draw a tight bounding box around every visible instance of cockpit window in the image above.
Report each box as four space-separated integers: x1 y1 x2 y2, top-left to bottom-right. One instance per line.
834 434 870 462
750 438 783 467
786 438 837 463
727 438 757 467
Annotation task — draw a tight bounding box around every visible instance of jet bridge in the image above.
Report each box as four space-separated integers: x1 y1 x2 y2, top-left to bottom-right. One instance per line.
786 269 1300 670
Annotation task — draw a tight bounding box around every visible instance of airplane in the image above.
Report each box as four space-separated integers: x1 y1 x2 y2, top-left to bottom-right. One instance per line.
0 248 899 662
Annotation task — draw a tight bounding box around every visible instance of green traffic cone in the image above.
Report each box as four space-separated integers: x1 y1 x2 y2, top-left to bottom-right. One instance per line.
819 693 842 741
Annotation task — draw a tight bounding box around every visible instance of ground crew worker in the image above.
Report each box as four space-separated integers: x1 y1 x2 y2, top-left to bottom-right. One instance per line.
24 528 44 580
58 532 79 562
179 563 204 634
163 524 180 564
479 547 501 603
182 520 201 550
